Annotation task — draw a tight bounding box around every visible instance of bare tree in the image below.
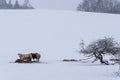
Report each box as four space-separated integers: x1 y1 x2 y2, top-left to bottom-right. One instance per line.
80 37 120 65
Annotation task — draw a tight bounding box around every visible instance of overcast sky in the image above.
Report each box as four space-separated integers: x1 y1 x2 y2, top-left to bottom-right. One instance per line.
7 0 81 10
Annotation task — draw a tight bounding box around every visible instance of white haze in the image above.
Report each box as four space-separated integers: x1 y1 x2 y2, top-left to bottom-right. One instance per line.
6 0 81 10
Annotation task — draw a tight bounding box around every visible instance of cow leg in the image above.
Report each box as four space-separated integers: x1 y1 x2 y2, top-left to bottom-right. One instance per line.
37 58 39 62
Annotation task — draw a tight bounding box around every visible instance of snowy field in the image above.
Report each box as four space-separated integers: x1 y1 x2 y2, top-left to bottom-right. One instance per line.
0 10 120 80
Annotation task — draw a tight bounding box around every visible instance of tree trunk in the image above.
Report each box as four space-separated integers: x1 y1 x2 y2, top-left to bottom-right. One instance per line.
94 53 109 65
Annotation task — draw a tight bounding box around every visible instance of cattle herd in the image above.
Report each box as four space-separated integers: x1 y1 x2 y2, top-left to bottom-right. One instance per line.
15 53 41 63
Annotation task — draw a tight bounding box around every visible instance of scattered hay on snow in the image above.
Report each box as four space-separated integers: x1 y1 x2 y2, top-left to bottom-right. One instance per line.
8 59 41 64
62 59 81 62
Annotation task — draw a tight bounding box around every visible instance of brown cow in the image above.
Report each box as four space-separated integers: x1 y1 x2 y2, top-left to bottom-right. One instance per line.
18 53 32 61
30 53 41 62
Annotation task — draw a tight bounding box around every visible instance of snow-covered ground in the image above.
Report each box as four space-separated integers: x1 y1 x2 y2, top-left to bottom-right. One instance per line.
0 10 120 80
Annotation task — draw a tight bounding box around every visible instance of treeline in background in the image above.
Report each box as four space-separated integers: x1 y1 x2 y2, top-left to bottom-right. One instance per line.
77 0 120 14
0 0 34 9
